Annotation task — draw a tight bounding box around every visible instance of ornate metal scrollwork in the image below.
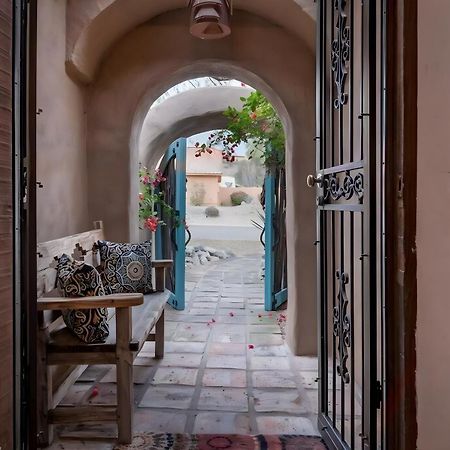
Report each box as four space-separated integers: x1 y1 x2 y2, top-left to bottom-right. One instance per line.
333 270 351 384
331 0 351 109
322 171 364 202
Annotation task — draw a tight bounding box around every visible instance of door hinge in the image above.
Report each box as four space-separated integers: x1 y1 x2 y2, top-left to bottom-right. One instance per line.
376 380 383 409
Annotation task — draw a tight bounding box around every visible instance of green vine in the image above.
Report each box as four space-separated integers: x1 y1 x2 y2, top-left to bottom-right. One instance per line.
195 91 285 168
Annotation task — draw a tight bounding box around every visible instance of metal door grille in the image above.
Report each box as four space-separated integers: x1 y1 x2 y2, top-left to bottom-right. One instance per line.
315 1 384 449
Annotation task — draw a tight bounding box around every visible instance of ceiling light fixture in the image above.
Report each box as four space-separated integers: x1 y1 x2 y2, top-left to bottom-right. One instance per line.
188 0 232 40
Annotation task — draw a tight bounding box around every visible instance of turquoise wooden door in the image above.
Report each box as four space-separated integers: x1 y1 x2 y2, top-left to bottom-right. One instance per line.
155 138 187 310
263 168 288 311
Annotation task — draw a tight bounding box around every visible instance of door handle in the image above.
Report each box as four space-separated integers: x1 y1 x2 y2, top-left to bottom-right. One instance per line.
306 173 323 188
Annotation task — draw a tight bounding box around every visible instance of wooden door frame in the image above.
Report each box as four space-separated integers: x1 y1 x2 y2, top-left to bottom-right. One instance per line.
384 1 417 449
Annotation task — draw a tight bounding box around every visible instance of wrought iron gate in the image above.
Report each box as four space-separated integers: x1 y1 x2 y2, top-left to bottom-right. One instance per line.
314 1 384 449
155 138 187 310
263 167 288 311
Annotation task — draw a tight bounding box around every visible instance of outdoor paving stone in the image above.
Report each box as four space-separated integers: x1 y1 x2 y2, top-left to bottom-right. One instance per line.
134 356 158 367
134 410 188 433
211 331 246 344
192 302 217 309
173 324 211 342
218 308 246 315
60 383 92 405
252 345 290 357
249 333 284 345
159 353 203 368
253 389 310 414
208 343 246 355
249 325 281 334
165 341 206 353
77 365 110 382
206 355 246 370
249 315 278 325
250 356 290 371
86 383 117 405
189 308 217 315
252 371 297 388
221 297 245 303
219 302 245 309
99 365 154 384
193 412 252 434
256 416 318 435
216 315 247 324
191 296 219 302
299 371 319 389
139 386 195 409
202 369 247 388
292 356 319 371
152 367 198 386
197 388 248 412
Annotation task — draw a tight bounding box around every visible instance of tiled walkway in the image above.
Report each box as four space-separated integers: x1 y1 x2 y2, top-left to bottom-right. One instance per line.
50 255 319 448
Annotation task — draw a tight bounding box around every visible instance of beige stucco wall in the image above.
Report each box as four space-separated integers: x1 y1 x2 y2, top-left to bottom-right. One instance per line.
416 2 450 449
187 175 221 206
36 0 89 242
86 9 317 355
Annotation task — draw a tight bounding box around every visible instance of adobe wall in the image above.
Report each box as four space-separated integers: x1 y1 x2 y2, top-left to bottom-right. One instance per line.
416 1 450 449
187 175 221 206
86 9 317 355
36 0 89 242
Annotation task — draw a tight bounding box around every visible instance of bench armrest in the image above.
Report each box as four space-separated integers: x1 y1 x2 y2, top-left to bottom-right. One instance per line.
152 259 173 268
37 293 144 311
152 259 173 292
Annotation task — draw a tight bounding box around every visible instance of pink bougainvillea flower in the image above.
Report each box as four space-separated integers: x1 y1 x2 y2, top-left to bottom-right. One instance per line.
229 312 235 317
140 175 150 185
90 386 99 399
144 216 159 232
248 344 255 350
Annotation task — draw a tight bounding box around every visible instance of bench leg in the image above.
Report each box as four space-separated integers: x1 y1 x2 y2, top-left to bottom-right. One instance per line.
116 308 133 444
155 310 165 359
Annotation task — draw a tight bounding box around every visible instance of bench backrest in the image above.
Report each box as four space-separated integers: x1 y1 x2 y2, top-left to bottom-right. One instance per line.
37 221 105 299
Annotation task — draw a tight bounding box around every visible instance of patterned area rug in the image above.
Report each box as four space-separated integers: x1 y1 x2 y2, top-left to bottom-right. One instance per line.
114 433 327 450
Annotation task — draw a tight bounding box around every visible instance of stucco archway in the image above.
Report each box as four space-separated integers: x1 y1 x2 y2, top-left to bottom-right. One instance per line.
66 0 315 84
138 85 254 170
86 8 316 355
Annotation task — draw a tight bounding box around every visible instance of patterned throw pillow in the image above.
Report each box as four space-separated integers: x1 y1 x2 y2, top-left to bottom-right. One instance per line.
57 254 109 344
97 240 153 294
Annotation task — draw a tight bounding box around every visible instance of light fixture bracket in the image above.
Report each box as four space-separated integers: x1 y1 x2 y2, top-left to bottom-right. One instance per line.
188 0 232 40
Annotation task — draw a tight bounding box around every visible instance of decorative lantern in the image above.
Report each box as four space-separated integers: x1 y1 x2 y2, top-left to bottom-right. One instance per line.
188 0 232 40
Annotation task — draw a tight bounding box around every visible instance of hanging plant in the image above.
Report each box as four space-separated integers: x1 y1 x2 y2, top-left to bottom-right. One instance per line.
195 91 285 168
138 166 175 232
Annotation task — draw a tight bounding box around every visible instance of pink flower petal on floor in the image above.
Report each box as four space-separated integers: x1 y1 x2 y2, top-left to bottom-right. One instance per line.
229 312 234 317
90 386 99 398
211 318 216 323
248 344 255 349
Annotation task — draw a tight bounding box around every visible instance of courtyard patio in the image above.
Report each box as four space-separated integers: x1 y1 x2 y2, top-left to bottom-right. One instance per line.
49 255 319 448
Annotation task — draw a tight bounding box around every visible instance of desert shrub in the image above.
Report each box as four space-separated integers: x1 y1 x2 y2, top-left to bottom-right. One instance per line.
205 206 220 217
230 191 252 206
190 183 206 206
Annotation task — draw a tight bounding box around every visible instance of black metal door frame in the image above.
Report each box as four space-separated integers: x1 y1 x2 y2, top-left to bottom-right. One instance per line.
315 1 382 449
12 0 37 448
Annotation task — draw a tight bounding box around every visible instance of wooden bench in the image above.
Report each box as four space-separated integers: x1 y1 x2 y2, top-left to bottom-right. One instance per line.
36 222 171 446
